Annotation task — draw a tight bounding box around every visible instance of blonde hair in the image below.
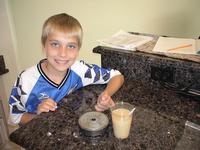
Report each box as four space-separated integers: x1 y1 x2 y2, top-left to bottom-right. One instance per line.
41 13 83 48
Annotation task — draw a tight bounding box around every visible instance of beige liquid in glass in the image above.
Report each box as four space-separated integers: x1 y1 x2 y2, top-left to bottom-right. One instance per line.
112 108 132 139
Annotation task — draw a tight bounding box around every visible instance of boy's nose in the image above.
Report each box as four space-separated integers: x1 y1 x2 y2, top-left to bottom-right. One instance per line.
59 47 68 56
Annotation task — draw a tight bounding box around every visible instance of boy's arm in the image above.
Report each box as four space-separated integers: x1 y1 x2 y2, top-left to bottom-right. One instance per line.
19 113 36 125
95 74 124 111
104 74 124 96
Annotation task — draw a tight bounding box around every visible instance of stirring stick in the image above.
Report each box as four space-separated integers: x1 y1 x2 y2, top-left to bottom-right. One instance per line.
129 107 136 116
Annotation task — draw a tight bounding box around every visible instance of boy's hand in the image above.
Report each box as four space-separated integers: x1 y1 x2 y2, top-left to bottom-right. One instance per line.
37 98 57 114
95 91 115 112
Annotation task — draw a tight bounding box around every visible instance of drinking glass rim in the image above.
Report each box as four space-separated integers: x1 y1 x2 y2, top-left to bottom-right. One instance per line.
110 101 135 112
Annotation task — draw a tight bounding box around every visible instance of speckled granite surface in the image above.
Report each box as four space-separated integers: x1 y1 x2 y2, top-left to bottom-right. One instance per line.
9 80 200 150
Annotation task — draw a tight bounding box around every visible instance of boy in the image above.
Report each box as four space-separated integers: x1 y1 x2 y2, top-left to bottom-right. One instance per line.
9 13 124 125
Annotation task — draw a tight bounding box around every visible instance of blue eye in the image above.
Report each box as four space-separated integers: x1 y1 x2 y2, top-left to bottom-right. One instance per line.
50 42 60 48
67 44 77 49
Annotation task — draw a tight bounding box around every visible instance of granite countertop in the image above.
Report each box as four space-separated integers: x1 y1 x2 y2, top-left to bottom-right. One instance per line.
9 80 200 150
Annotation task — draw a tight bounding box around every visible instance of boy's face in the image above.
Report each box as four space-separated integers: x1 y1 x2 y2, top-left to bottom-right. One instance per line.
43 31 79 73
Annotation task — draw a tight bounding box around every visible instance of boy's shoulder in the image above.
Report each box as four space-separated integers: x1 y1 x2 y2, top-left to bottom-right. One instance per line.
72 60 87 65
71 60 88 68
19 64 39 78
70 60 93 74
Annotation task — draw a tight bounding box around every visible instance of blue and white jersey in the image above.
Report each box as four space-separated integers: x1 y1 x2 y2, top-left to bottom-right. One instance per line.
9 59 121 124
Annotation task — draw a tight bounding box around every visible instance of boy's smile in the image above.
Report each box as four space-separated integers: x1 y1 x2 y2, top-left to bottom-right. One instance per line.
43 31 79 75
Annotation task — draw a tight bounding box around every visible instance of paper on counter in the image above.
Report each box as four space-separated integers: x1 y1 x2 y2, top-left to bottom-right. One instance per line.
153 36 200 55
98 30 153 51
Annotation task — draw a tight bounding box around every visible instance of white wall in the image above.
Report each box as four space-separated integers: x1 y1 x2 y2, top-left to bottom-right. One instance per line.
0 0 19 120
1 0 200 120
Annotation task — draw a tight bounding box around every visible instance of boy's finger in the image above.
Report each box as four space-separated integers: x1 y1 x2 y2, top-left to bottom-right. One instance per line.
95 105 102 111
95 104 106 111
42 100 57 108
99 96 110 105
109 99 115 107
44 99 57 106
40 103 56 112
37 107 49 114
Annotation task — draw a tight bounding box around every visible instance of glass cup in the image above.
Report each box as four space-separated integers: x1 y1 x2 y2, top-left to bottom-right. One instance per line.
110 102 135 139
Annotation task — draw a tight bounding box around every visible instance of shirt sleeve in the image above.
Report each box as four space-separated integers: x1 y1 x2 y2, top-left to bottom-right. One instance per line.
71 60 121 87
8 72 26 125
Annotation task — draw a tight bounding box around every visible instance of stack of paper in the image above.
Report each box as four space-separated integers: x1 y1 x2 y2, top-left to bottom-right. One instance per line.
153 36 200 55
98 30 153 51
